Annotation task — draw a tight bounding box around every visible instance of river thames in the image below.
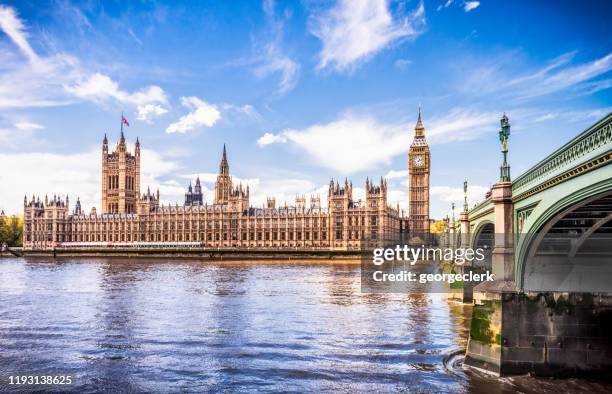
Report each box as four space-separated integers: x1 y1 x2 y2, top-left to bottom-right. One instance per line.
0 258 610 393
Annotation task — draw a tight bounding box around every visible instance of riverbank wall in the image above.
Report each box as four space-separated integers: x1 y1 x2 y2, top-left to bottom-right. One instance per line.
17 248 363 260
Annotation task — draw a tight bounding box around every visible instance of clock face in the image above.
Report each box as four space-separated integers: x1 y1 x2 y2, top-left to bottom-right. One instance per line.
413 155 425 167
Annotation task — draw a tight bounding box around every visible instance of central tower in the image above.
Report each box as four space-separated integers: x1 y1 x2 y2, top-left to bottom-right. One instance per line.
408 108 430 237
101 131 140 214
214 144 232 204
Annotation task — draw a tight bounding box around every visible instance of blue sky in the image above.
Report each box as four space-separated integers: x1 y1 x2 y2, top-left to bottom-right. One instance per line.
0 0 610 217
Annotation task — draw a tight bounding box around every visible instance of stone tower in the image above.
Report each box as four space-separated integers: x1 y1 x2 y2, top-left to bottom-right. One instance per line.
214 144 232 205
101 131 140 214
408 107 430 237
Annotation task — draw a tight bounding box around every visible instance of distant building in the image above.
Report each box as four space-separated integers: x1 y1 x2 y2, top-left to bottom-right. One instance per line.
185 177 203 206
23 110 431 250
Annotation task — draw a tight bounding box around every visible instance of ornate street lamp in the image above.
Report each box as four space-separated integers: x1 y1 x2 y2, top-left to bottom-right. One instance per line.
499 114 511 182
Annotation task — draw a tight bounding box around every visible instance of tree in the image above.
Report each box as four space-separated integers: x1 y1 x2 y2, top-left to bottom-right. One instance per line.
0 215 23 247
430 220 448 235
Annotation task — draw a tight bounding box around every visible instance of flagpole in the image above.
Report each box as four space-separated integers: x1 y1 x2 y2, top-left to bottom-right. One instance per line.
121 111 123 133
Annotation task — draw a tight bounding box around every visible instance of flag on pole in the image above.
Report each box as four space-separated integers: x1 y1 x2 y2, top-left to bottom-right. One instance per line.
122 114 130 127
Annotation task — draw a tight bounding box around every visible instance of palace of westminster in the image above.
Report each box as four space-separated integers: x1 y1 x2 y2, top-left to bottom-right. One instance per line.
23 111 431 250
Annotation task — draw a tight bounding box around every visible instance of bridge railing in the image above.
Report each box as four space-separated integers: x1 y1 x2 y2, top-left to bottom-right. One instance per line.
512 113 612 197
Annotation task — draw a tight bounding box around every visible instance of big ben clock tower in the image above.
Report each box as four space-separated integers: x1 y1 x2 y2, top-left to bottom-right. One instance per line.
408 107 430 237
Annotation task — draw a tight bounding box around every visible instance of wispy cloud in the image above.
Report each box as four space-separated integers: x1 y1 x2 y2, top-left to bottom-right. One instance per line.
464 1 480 12
310 0 425 72
437 0 479 13
166 96 220 134
254 43 300 94
460 51 612 102
0 3 169 120
394 58 412 70
257 106 498 173
0 5 38 63
14 121 44 131
249 0 300 94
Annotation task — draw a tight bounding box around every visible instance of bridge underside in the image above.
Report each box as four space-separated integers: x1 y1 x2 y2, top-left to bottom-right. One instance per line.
523 191 612 292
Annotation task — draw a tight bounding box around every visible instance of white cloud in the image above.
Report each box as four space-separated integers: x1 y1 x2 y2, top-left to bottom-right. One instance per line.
385 169 408 179
246 0 300 94
460 51 612 102
257 132 287 146
258 107 499 173
0 48 81 108
464 1 480 12
426 108 499 143
254 43 300 94
310 0 425 72
259 114 408 173
166 96 220 134
221 103 260 118
14 121 44 131
137 104 168 123
394 58 412 70
67 73 168 109
0 5 38 63
0 4 169 115
0 148 179 215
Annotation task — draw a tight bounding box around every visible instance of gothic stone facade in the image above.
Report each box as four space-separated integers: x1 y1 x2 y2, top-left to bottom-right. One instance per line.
24 134 405 250
102 131 140 214
407 108 431 236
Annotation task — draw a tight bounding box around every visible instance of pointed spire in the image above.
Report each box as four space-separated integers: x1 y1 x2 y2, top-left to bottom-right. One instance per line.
219 144 229 175
103 133 108 145
415 105 424 132
120 130 125 144
136 136 140 147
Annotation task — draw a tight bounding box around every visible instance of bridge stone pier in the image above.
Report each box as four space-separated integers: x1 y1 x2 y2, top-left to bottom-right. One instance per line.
450 113 612 377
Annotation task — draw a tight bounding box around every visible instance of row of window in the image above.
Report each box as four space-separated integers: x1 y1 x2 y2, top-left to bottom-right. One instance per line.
107 175 136 191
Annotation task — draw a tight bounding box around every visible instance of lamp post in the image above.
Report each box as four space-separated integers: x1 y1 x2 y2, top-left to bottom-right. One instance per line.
499 114 511 182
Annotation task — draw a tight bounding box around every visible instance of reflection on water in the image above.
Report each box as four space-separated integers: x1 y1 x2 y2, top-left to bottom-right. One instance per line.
0 258 610 393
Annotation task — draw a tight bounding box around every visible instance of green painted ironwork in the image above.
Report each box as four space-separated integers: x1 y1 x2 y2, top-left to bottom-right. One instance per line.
512 113 612 195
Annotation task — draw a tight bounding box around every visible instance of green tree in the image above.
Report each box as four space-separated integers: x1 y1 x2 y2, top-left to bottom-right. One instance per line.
0 215 23 247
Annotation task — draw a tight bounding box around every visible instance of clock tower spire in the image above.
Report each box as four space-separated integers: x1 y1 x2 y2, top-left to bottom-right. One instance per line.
408 106 431 240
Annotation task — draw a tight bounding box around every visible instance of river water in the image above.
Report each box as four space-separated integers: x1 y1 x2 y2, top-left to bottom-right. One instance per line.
0 257 610 393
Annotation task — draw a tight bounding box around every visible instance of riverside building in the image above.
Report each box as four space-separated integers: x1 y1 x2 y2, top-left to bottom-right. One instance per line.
23 111 431 250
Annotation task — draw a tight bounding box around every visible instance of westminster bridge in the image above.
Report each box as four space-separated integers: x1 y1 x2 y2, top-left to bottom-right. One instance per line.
443 112 612 376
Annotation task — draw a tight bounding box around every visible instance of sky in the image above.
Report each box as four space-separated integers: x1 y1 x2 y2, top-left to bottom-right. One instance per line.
0 0 611 218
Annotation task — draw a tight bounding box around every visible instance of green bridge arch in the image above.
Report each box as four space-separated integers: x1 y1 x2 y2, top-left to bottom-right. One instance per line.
463 112 612 291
